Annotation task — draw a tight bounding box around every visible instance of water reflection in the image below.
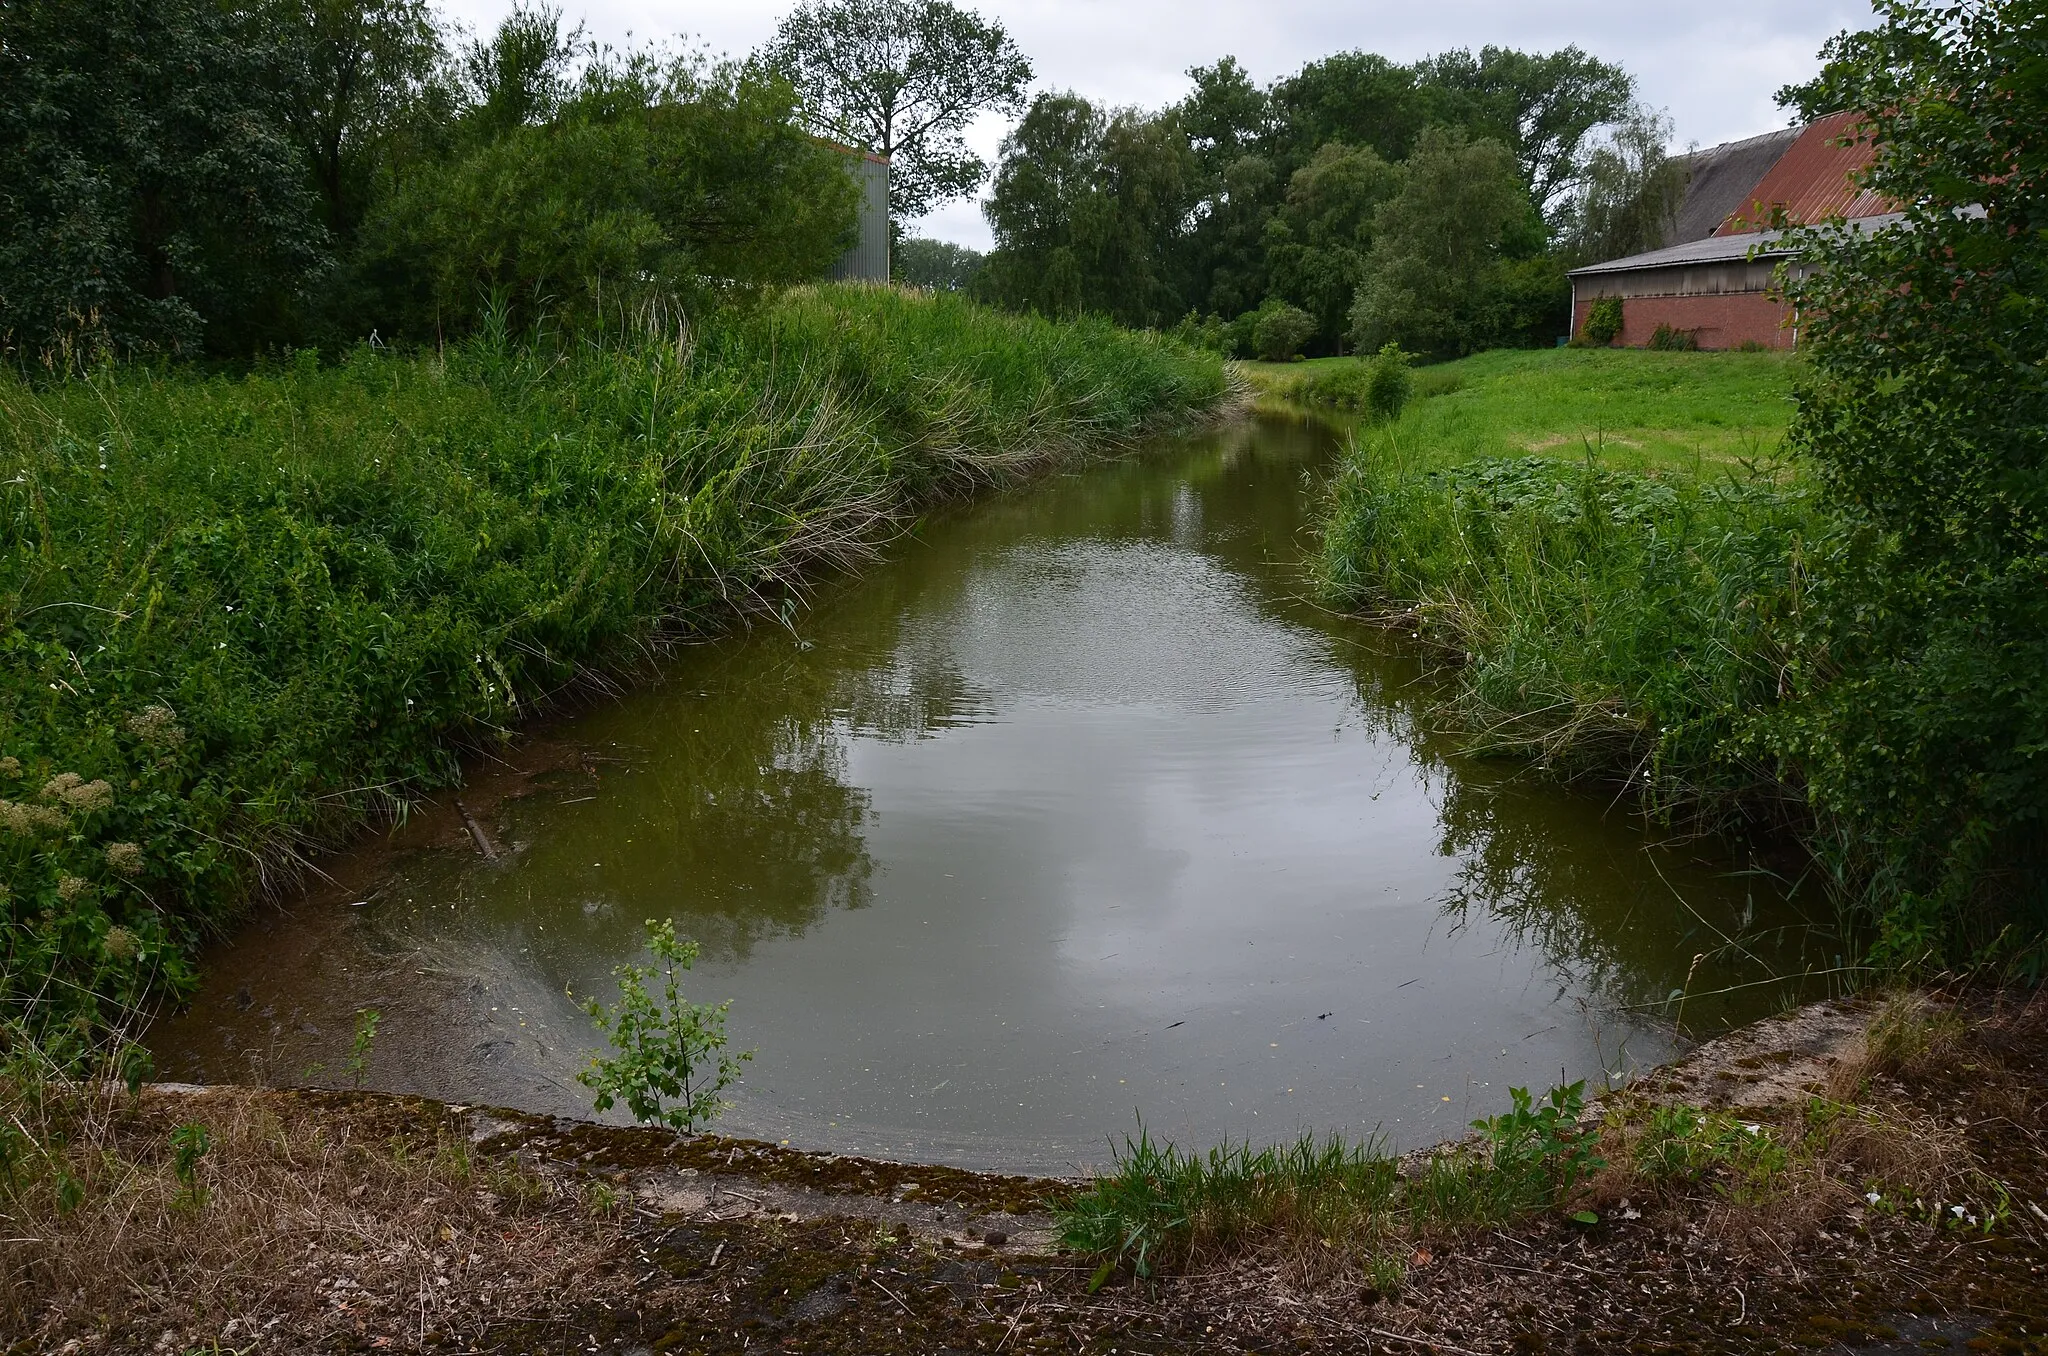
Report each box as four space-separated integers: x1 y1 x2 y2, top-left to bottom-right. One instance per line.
151 410 1819 1171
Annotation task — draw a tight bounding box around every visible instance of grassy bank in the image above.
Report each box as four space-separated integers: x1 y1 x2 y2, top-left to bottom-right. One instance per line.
0 285 1227 1037
1053 993 2043 1332
11 995 2040 1351
1312 348 1811 831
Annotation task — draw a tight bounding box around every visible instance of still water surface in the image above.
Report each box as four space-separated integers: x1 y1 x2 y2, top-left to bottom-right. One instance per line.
152 411 1816 1172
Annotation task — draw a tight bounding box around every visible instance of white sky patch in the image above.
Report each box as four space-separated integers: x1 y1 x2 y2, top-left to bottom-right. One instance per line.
438 0 1876 250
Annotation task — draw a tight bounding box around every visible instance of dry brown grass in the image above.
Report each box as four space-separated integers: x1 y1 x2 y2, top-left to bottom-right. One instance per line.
1576 992 2014 1260
1 1078 646 1353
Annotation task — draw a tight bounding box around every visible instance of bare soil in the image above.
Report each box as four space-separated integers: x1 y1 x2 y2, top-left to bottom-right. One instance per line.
9 993 2044 1355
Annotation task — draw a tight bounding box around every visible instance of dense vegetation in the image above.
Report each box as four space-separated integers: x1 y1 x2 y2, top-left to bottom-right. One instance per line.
1318 0 2046 971
0 285 1225 1042
0 1 858 363
974 47 1682 358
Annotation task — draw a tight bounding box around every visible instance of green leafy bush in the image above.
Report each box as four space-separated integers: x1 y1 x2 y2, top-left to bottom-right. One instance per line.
1277 345 1414 418
576 919 749 1133
1251 303 1317 361
1766 0 2048 966
363 57 857 337
1580 295 1624 346
1364 343 1414 419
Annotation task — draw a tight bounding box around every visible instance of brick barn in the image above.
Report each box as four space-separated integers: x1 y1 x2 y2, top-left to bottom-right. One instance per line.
1568 112 1895 350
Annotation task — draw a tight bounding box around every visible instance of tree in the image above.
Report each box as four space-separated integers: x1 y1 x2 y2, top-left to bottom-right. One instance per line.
267 0 450 242
1263 141 1403 348
1267 51 1431 168
1560 106 1685 265
1251 303 1315 360
0 0 328 360
1765 0 2048 960
1177 57 1269 175
461 2 585 140
979 93 1196 327
1415 46 1636 219
895 237 985 290
363 53 857 335
764 0 1031 222
1348 127 1557 357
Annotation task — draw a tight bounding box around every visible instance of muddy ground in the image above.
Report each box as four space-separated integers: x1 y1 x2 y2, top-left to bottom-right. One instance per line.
10 994 2045 1355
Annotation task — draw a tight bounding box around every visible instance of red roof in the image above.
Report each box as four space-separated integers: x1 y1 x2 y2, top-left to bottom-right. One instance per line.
1718 111 1891 234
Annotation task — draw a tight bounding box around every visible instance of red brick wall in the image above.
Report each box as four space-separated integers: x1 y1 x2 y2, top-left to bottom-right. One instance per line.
1570 291 1796 350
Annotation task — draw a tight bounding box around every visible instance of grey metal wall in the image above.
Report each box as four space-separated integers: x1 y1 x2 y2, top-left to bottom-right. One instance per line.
829 154 890 283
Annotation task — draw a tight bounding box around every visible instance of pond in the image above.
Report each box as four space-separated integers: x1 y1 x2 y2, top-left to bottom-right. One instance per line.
149 409 1823 1173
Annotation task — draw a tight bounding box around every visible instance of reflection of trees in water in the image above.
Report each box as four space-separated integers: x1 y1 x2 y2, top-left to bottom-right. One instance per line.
1331 631 1817 1031
833 637 989 742
442 603 1000 967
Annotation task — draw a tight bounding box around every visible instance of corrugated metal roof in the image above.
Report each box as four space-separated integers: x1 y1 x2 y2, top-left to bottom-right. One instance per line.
1718 110 1891 233
1570 231 1795 277
1672 126 1802 242
1569 211 1908 277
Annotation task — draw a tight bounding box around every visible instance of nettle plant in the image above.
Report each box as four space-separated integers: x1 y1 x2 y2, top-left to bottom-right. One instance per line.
576 919 752 1134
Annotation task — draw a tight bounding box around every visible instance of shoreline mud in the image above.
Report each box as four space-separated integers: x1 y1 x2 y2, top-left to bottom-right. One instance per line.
21 991 2043 1354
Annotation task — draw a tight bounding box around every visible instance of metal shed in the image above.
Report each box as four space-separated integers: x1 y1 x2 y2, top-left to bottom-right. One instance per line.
828 150 891 284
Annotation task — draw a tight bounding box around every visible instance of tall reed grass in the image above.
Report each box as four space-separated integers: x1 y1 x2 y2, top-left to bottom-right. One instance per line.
0 285 1227 1036
1318 428 1816 835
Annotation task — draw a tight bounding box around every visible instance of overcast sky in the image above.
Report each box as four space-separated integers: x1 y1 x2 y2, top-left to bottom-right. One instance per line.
440 0 1875 249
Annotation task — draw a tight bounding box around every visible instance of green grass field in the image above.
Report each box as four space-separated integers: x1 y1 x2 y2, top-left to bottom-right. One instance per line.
1252 347 1800 470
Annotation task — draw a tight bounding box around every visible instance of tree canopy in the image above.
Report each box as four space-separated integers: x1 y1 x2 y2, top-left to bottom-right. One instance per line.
0 0 861 362
0 0 329 359
980 43 1638 355
765 0 1032 222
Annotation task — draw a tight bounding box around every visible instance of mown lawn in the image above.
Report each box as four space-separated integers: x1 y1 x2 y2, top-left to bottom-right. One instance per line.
1250 347 1800 470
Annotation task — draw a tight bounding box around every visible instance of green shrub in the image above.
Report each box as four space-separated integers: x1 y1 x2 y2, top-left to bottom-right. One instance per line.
576 919 749 1133
1768 0 2048 967
1251 303 1317 361
1170 311 1230 354
1279 346 1415 419
1647 323 1699 351
0 286 1226 1037
1364 343 1414 419
1580 295 1624 346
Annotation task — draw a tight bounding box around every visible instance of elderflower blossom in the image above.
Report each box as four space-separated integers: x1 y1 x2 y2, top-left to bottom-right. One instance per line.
0 799 68 835
126 704 187 750
41 772 114 814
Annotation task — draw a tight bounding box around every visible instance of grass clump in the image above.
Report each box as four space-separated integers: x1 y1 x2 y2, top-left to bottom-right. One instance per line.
1320 431 1814 826
0 284 1226 1036
1059 1082 1601 1292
